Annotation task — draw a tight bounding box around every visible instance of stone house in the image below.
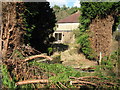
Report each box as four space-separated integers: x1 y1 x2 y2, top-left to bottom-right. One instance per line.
53 11 80 44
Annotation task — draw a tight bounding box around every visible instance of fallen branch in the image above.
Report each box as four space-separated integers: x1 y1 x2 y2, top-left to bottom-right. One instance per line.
81 67 96 71
70 76 100 80
70 80 97 87
58 81 67 88
101 82 119 86
23 54 53 62
56 83 61 88
16 79 49 85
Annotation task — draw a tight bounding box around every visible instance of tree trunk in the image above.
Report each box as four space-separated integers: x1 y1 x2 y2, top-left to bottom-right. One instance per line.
2 2 25 58
89 15 114 59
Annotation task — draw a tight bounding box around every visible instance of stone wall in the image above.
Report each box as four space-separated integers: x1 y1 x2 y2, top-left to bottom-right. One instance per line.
62 32 75 44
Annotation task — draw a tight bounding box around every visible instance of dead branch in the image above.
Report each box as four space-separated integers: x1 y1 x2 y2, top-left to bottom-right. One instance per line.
77 84 86 86
56 83 61 88
58 81 67 88
70 76 100 80
101 82 119 86
81 67 96 71
16 79 49 85
70 80 97 87
23 54 53 62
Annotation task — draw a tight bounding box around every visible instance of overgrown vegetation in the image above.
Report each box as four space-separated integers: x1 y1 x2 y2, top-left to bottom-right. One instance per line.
2 51 120 89
77 2 120 60
1 1 120 89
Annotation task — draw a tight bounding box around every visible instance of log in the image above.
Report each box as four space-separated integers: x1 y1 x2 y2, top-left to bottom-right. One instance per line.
23 54 53 62
16 79 49 85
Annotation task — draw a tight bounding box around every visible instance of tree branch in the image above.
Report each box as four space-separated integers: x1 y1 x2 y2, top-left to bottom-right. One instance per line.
58 81 67 88
16 79 49 85
23 54 53 62
70 76 100 80
70 80 97 86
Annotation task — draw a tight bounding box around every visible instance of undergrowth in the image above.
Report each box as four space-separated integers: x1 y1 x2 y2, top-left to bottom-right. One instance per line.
94 50 120 89
2 64 16 89
2 49 120 89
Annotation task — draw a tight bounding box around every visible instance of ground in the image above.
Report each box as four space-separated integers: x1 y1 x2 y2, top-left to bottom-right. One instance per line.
52 44 97 68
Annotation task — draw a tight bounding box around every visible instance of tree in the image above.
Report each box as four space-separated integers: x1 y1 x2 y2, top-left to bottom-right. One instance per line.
67 6 79 14
53 5 60 12
23 2 56 53
53 5 79 21
77 2 120 59
61 5 68 10
1 2 25 58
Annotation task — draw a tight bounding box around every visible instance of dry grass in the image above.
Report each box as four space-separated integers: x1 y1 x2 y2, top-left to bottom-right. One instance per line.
52 44 97 68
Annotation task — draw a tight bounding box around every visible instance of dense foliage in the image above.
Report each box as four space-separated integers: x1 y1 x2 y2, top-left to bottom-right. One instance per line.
77 2 120 60
23 2 56 53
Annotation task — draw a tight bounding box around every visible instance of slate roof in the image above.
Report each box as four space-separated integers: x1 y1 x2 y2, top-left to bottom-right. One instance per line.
57 11 80 23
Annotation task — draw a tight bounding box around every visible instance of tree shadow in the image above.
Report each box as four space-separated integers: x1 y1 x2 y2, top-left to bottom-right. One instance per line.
52 43 69 52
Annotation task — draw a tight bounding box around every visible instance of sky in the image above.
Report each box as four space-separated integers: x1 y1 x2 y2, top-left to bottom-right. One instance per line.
47 0 80 7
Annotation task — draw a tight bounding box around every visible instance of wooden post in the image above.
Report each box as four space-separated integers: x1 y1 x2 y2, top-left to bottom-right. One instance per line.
99 52 102 65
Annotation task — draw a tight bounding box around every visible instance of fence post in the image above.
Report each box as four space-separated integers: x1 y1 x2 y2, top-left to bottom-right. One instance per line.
99 52 102 65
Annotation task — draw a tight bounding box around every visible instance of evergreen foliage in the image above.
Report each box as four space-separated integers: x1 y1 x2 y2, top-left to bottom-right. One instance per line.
2 65 16 88
23 2 56 53
29 62 81 83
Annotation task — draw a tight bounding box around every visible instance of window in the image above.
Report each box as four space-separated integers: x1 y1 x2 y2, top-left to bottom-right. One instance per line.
55 33 62 41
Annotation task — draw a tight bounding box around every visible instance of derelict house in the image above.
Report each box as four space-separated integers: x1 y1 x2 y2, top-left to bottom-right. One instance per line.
53 11 80 44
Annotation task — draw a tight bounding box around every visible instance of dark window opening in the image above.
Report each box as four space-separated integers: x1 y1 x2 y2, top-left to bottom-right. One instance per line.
55 33 62 41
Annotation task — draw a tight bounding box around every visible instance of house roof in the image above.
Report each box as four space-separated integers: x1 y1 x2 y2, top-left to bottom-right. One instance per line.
57 11 80 23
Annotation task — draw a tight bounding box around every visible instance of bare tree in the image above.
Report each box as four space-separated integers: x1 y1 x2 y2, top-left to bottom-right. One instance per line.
2 2 24 59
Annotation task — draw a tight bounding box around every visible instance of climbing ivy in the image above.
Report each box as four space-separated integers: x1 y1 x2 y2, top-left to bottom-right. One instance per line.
77 2 120 60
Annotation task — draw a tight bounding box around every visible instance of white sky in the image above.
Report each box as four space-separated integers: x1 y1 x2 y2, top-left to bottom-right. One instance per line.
47 0 80 7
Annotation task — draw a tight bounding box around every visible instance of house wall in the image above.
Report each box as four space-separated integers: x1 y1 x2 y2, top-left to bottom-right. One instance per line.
53 23 79 44
62 31 75 44
56 23 80 31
